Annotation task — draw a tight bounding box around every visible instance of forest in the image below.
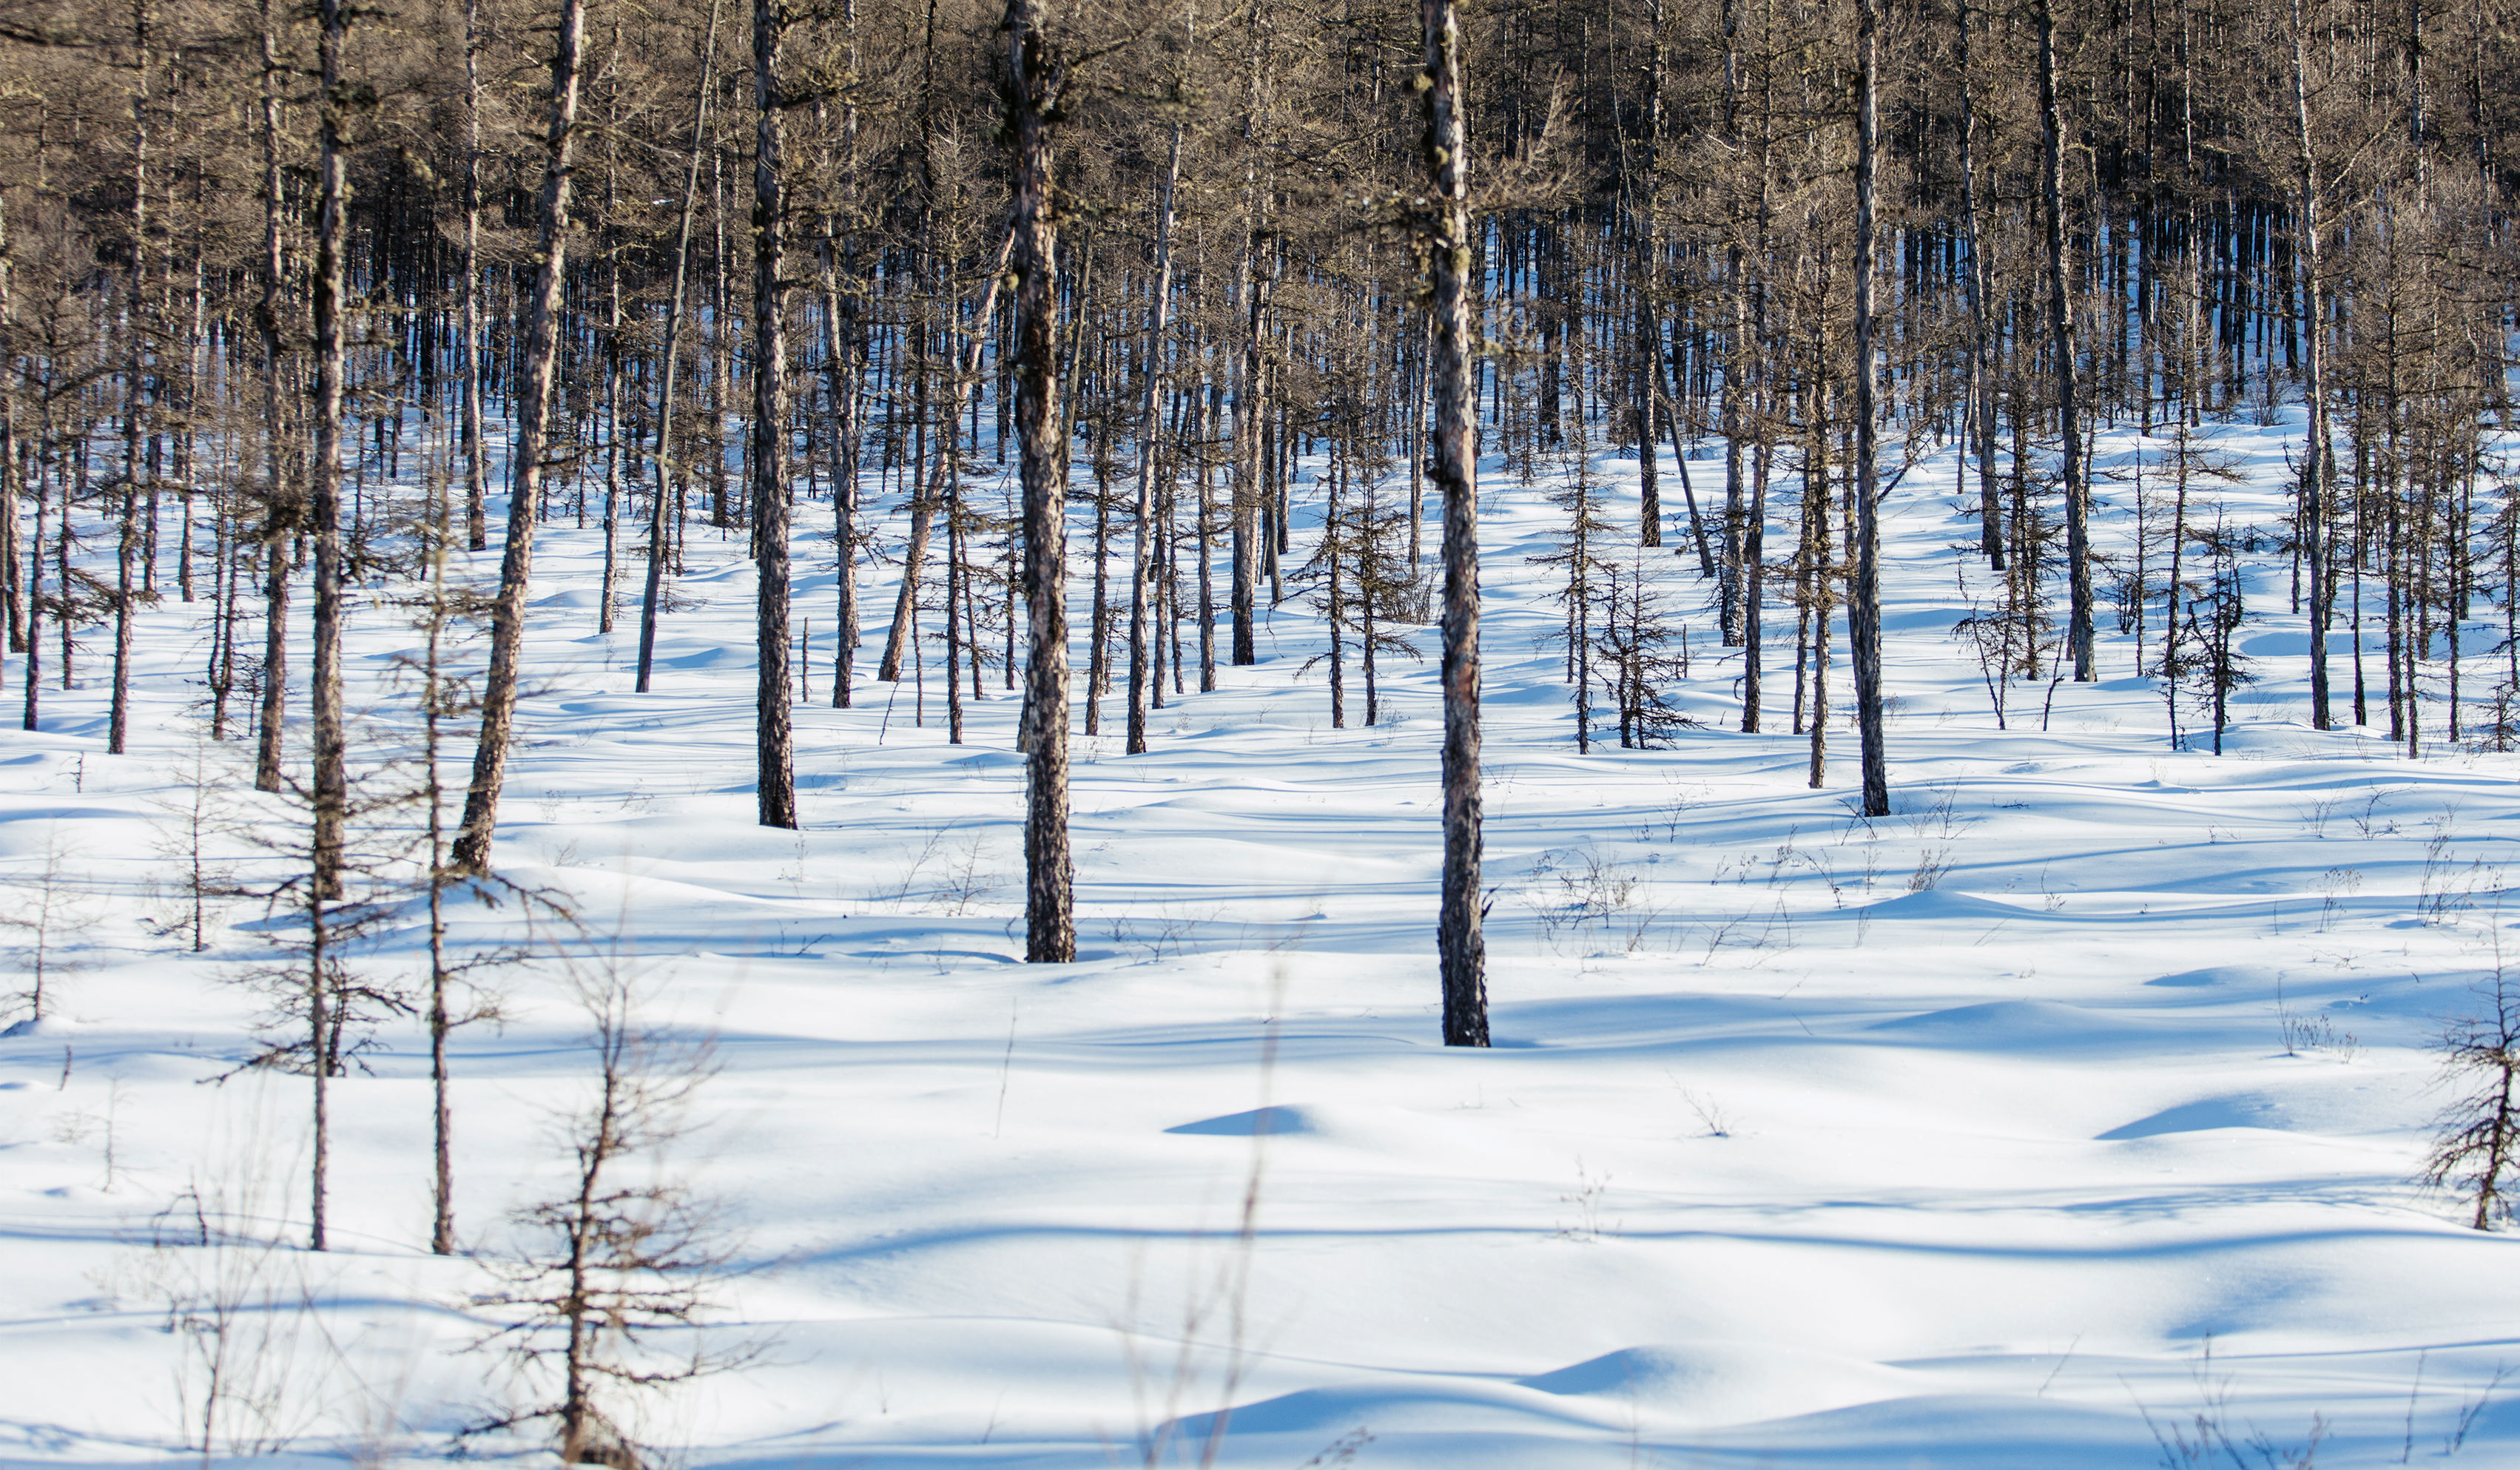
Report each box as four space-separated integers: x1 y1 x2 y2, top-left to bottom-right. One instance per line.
6 0 2520 1463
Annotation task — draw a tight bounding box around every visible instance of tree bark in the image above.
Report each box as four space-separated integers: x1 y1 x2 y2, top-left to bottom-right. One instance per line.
1424 0 1487 1048
310 0 348 896
252 0 290 789
460 0 487 553
1008 0 1073 963
752 0 796 829
1850 0 1890 816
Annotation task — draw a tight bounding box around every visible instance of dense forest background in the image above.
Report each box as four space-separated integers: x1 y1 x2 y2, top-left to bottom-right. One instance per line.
1 0 2516 993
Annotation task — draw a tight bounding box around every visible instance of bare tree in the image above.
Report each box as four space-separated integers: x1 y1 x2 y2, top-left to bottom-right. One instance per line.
471 960 747 1468
2424 952 2520 1231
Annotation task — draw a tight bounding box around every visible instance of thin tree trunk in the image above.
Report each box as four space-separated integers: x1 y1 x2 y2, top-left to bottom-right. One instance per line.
1959 0 2004 571
2038 0 2095 681
2292 0 2334 729
461 0 487 552
110 0 149 758
1126 124 1183 755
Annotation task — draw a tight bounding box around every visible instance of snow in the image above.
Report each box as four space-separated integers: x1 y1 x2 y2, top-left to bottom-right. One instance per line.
5 403 2520 1469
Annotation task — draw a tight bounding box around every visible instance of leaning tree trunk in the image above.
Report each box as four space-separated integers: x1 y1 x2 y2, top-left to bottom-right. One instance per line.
1007 0 1073 963
634 0 720 695
752 0 796 829
449 0 589 875
1423 0 1487 1048
1850 0 1890 817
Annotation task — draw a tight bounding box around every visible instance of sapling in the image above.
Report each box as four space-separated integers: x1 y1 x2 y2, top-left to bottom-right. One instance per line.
149 732 243 954
2 822 92 1025
470 955 749 1468
2423 948 2520 1230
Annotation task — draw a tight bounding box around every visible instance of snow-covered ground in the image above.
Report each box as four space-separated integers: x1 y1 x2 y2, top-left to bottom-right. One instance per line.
7 405 2520 1469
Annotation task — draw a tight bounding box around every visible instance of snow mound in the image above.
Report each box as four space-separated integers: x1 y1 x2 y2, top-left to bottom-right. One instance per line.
1851 890 2028 923
1518 1340 1924 1429
1165 1105 1315 1137
1867 999 2115 1044
2147 964 2281 989
2098 1094 2288 1139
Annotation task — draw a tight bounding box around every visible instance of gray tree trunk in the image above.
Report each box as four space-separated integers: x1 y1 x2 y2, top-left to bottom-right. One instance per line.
752 0 796 829
1850 0 1890 816
2037 0 2095 682
1423 0 1487 1048
1008 0 1073 963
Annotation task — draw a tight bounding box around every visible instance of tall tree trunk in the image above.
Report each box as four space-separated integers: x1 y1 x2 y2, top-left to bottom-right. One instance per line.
300 0 353 1248
1423 0 1486 1048
2038 0 2095 681
449 0 589 875
752 0 796 829
821 0 861 708
110 0 149 758
1008 0 1073 963
1850 0 1890 816
309 0 349 903
2292 0 2334 729
460 0 487 552
1959 0 2004 571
